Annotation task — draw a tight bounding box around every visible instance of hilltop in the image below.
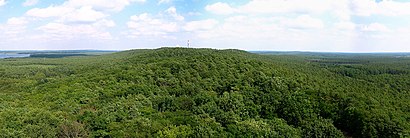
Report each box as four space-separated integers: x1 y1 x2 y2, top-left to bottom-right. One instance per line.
0 48 409 137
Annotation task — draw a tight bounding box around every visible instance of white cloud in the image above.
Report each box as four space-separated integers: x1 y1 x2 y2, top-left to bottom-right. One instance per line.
23 0 38 7
195 16 279 40
197 0 410 51
378 0 410 16
3 0 410 51
60 6 106 23
184 19 219 31
126 7 186 38
37 22 113 40
26 6 74 18
24 0 120 41
158 0 171 5
0 0 5 7
238 0 332 14
165 7 184 21
22 0 121 42
330 0 351 21
281 15 324 29
205 0 410 20
0 17 28 41
350 0 377 16
7 17 28 26
208 0 410 17
26 0 145 18
26 2 117 24
65 0 145 12
205 2 237 15
335 21 356 31
351 0 410 16
37 23 71 35
361 23 390 32
127 13 178 38
93 19 116 28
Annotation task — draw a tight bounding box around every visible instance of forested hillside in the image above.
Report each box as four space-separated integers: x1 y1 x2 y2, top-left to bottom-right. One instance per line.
0 48 409 137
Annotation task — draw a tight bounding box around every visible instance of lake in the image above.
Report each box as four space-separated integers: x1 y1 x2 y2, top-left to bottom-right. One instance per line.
0 53 30 59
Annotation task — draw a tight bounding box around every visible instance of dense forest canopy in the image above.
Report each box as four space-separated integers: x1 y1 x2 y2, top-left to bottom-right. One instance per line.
0 48 409 137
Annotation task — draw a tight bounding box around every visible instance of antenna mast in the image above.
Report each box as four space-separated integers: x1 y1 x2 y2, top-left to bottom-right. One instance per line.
187 40 190 48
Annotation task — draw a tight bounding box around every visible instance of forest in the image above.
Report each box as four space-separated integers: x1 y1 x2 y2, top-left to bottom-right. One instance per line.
0 48 409 137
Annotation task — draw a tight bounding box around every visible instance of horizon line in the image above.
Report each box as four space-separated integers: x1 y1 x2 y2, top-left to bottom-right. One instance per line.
0 47 410 54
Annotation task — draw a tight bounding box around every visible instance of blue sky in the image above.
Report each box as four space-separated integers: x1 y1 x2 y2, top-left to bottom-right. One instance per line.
0 0 410 52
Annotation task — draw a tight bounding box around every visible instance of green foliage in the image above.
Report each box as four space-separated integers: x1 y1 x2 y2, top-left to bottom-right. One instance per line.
158 125 194 138
0 48 409 137
227 119 301 138
58 120 88 138
300 118 344 138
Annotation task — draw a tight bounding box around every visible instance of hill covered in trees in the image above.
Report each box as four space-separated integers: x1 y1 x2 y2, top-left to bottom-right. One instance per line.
0 48 409 137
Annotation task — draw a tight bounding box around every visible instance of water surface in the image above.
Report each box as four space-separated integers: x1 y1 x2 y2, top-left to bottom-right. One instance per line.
0 53 30 59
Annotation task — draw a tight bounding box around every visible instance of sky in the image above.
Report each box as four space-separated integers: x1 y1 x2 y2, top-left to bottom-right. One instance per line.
0 0 410 52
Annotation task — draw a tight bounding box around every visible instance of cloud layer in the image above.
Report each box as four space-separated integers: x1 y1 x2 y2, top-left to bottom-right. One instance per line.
0 0 409 52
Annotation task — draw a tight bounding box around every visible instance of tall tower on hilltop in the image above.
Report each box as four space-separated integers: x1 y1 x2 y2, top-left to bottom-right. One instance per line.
187 40 190 48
